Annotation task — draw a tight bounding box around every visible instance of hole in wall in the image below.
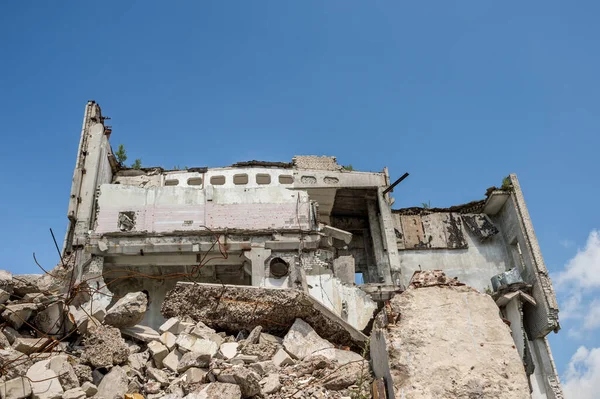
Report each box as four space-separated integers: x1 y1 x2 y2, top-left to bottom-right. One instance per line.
279 175 294 184
165 179 179 186
187 177 203 186
118 211 136 232
233 174 249 185
269 257 290 278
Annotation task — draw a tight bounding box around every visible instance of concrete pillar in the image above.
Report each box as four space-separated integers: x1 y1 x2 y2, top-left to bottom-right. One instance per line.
377 187 403 287
243 248 271 287
367 200 392 284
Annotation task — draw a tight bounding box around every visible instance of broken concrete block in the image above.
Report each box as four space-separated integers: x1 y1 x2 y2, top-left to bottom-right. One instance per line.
0 289 10 305
48 355 79 391
121 324 160 342
316 348 365 365
321 361 366 390
0 331 9 349
190 338 218 357
104 292 148 328
193 382 242 399
177 351 212 373
1 303 36 330
143 381 161 394
219 342 239 359
217 366 262 397
96 366 128 399
283 318 333 360
0 377 32 399
190 321 216 338
0 270 13 294
233 354 258 364
244 325 262 345
159 317 180 334
259 332 283 345
261 373 282 395
1 327 20 345
272 348 294 367
176 333 197 352
146 367 169 386
147 341 168 369
240 342 279 361
160 331 177 351
81 325 129 368
249 360 277 376
162 349 182 373
0 349 33 379
73 364 92 385
12 337 49 355
80 382 97 397
333 255 356 284
128 351 149 372
26 359 64 399
62 388 86 399
12 274 41 297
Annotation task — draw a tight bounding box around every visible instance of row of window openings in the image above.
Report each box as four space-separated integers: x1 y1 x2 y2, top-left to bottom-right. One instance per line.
164 174 294 187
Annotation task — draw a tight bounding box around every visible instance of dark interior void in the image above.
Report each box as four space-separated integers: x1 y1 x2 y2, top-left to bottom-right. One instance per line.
330 188 378 283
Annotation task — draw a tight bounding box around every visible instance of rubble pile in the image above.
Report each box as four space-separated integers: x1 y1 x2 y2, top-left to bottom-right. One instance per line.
0 268 372 399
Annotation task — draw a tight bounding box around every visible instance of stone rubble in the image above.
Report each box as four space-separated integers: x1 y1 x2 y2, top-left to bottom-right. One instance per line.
0 266 372 399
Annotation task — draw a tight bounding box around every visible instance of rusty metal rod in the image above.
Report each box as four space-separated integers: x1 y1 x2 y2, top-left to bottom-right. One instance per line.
383 172 409 195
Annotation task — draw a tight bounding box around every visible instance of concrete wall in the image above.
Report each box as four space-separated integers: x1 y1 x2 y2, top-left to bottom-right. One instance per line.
95 185 312 233
397 220 511 292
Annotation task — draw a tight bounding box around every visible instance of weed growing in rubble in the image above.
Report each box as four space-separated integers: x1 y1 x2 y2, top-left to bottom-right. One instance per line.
501 176 512 191
343 164 354 171
115 144 127 165
421 200 431 209
131 159 142 169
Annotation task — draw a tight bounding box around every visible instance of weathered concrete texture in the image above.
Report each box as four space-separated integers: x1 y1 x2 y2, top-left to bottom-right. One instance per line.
162 283 367 350
104 291 148 328
81 325 129 368
371 285 531 399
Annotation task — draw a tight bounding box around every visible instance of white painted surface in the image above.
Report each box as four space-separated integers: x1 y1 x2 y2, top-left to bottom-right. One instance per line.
306 274 377 330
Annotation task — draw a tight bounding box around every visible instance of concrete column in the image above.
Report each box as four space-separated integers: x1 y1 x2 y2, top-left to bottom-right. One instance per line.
367 199 392 284
377 187 403 287
243 247 271 287
81 255 112 318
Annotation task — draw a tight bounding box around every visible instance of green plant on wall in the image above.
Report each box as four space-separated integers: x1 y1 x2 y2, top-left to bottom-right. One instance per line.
131 159 142 169
501 176 512 191
343 164 354 171
421 201 431 209
115 144 127 165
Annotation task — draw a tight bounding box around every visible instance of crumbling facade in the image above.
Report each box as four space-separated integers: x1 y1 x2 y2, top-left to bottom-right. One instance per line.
53 101 563 398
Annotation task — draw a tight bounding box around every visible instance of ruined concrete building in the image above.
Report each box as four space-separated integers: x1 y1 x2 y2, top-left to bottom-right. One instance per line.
61 101 563 398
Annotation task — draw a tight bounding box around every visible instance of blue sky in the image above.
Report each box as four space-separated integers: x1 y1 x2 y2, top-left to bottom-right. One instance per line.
1 2 598 395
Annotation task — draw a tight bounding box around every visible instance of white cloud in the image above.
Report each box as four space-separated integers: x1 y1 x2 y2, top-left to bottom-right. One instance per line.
563 346 600 399
555 230 600 290
582 300 600 331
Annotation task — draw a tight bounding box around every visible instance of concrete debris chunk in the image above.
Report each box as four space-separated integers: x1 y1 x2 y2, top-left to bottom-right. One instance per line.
249 360 278 376
261 373 282 394
217 366 262 397
0 289 10 305
48 355 79 391
219 342 239 359
177 351 212 373
283 318 333 360
62 388 86 399
0 270 13 294
146 367 169 386
148 340 169 368
104 291 148 328
160 331 177 350
321 361 368 390
80 382 97 397
128 351 150 372
0 349 33 379
244 325 262 345
12 337 49 355
121 324 161 342
159 317 181 334
81 325 129 368
143 381 161 394
191 382 242 399
26 359 64 399
0 377 32 399
272 348 294 367
12 274 41 297
1 303 37 330
162 349 183 373
96 366 128 399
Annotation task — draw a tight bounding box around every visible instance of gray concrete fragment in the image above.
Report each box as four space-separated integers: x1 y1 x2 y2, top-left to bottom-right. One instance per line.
283 318 333 360
1 303 37 330
159 317 181 334
12 274 41 297
163 349 182 373
190 382 241 399
62 388 86 399
95 366 128 399
26 359 63 399
177 351 212 373
120 324 160 342
12 337 49 355
272 348 294 367
147 367 170 386
0 271 13 294
0 377 31 399
217 366 261 397
148 341 168 369
128 351 150 372
160 331 177 351
219 342 238 360
321 361 367 390
249 361 277 376
48 355 79 390
81 325 129 368
0 349 32 379
104 291 148 328
261 373 281 394
80 382 97 397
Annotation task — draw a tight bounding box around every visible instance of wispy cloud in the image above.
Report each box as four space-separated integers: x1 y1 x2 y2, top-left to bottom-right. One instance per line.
555 230 600 290
563 346 600 399
561 239 575 248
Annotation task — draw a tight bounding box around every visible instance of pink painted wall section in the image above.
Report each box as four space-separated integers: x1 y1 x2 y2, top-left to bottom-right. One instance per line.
95 184 311 233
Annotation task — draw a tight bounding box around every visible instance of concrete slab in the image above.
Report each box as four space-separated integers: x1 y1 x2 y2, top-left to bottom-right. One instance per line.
162 283 368 350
